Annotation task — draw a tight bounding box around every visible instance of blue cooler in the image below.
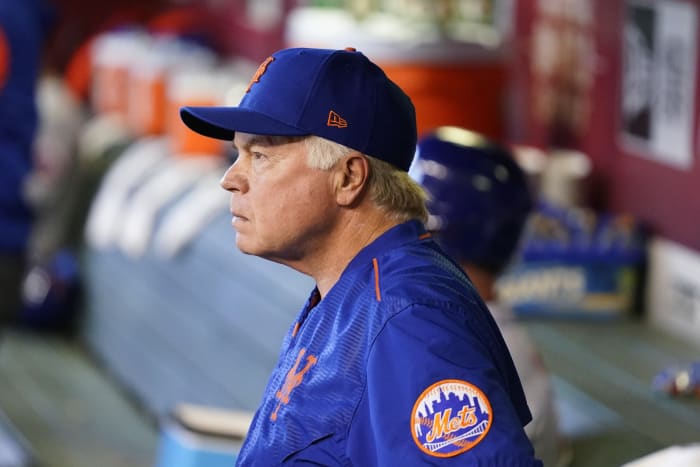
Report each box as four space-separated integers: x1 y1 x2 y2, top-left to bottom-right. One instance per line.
497 202 647 319
155 404 252 467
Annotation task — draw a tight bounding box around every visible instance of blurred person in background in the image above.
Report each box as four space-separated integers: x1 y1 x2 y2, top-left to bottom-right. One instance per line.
0 0 56 336
181 47 542 465
16 1 209 334
411 126 571 467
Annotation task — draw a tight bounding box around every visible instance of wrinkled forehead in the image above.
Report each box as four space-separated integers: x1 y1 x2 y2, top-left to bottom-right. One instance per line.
233 133 307 150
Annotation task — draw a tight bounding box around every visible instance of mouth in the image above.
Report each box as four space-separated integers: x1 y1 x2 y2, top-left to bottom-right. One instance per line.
231 212 249 226
230 207 247 218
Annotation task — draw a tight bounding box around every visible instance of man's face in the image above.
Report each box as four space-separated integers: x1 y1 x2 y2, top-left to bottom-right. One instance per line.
221 132 338 264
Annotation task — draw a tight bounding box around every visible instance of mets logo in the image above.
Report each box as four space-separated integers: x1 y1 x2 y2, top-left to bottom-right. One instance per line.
411 379 492 458
246 56 275 93
270 347 317 421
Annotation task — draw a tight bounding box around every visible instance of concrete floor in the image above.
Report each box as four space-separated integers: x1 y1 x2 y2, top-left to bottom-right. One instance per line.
528 320 700 466
0 331 157 467
0 320 698 467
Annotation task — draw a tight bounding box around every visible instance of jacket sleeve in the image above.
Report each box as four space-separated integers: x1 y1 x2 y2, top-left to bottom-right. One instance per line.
345 302 543 466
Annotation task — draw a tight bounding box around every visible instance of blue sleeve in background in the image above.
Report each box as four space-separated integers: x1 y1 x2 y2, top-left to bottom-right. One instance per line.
0 0 51 252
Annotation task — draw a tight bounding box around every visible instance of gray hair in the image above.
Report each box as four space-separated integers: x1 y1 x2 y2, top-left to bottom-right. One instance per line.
304 135 428 224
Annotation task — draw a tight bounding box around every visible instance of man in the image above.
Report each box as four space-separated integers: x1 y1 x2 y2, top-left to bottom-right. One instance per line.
411 127 571 467
180 47 541 465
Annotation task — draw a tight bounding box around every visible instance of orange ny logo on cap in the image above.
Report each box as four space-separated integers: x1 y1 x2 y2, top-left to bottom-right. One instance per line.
246 56 275 93
327 110 347 128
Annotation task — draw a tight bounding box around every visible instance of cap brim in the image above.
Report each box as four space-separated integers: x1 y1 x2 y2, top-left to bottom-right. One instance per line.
180 106 309 141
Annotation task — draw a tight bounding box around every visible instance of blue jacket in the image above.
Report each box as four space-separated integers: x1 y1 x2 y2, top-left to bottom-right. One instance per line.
236 221 541 466
0 0 49 252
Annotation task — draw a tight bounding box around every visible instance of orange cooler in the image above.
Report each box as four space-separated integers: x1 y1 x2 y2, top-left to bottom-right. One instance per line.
167 95 224 157
166 69 236 158
91 32 149 119
128 70 168 136
380 57 506 139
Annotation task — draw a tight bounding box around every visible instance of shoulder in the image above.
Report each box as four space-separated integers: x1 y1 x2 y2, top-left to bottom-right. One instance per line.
372 241 486 319
336 237 500 357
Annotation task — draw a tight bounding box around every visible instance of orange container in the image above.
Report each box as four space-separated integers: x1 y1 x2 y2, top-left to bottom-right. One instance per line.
128 71 168 136
379 60 506 140
91 32 149 120
166 96 225 157
92 64 130 118
166 61 255 158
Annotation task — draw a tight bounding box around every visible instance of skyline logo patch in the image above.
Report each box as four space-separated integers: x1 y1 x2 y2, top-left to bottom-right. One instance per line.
411 379 492 458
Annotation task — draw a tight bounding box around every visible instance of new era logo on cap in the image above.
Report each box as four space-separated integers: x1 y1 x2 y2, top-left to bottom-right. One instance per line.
179 47 417 171
327 110 347 128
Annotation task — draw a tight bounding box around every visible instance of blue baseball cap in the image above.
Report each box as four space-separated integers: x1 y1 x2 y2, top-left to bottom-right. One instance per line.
180 47 417 171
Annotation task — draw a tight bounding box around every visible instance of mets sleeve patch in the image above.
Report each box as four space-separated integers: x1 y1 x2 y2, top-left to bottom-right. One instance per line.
411 379 492 458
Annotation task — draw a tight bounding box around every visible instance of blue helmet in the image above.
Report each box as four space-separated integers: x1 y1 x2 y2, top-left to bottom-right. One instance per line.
410 127 533 273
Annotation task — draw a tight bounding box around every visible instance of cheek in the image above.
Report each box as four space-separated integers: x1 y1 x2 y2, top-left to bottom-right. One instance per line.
250 168 333 226
272 181 331 225
253 185 309 225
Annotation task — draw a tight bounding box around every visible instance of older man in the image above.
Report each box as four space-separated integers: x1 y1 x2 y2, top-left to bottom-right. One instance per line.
180 47 541 466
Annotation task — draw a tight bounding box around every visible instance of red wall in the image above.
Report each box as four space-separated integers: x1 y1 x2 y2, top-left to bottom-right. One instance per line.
510 0 700 251
46 0 171 71
205 0 300 63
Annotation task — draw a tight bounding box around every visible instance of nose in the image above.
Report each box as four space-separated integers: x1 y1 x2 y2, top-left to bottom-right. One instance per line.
220 160 248 193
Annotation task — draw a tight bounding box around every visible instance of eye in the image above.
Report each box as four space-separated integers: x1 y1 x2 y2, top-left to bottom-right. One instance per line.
252 151 268 161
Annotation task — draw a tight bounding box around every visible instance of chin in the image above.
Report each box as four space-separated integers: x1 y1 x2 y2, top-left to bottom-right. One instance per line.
235 236 270 259
235 245 256 257
234 235 255 255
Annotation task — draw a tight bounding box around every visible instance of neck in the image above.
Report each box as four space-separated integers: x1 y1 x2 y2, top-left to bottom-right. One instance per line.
288 208 401 298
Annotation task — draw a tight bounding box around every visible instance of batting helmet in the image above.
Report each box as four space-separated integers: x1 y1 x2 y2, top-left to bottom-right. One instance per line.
410 126 533 273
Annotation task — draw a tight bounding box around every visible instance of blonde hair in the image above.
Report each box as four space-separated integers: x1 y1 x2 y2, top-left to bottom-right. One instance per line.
305 135 429 224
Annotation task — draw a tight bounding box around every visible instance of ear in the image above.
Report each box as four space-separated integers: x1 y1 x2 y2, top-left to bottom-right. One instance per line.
334 152 369 207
